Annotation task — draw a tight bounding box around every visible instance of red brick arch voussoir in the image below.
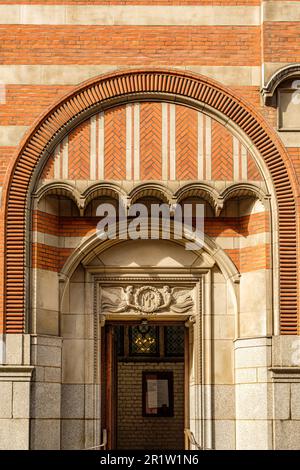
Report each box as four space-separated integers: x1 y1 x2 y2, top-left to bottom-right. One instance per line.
2 68 298 334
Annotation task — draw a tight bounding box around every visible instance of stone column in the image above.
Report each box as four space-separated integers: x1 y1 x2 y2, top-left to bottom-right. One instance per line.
0 333 33 450
30 335 62 449
271 336 300 449
234 336 273 449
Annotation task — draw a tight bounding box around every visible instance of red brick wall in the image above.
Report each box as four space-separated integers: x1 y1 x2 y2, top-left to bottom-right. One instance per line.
0 1 299 333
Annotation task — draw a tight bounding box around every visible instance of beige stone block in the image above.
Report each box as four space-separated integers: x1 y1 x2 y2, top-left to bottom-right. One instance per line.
236 383 270 420
277 131 300 148
67 5 260 26
212 385 235 419
99 239 198 268
274 420 300 450
61 384 85 419
69 282 85 314
0 419 29 450
239 312 268 338
0 64 261 87
36 269 59 311
23 334 31 365
43 233 59 247
257 367 271 383
13 382 30 419
0 5 20 23
5 334 23 365
62 314 90 339
0 126 28 146
235 368 257 384
235 346 271 369
21 5 66 24
61 419 85 450
263 2 300 22
236 337 271 349
239 232 270 249
85 384 99 419
211 267 226 284
213 340 234 384
31 335 62 348
214 315 235 340
189 384 197 421
70 264 85 283
214 420 235 450
215 237 235 250
273 383 290 420
36 308 59 335
61 283 70 315
44 367 61 383
31 383 61 419
0 382 12 418
240 270 269 315
272 335 300 367
291 383 300 419
226 283 236 316
34 366 45 382
186 65 261 87
31 344 61 368
30 419 60 450
236 420 272 450
212 284 227 315
62 339 86 384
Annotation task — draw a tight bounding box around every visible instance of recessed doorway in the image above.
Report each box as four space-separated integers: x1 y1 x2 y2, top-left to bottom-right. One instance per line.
103 322 187 450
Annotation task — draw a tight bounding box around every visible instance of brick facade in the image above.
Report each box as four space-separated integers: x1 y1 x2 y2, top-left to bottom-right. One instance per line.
117 362 184 450
0 0 300 451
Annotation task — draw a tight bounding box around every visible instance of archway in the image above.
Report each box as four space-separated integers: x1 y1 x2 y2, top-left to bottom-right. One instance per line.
1 68 298 450
2 69 298 335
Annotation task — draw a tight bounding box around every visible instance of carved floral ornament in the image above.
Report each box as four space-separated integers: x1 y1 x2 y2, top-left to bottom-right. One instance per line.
101 285 195 316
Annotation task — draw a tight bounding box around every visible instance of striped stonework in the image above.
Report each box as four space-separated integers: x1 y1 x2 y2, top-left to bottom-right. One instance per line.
31 208 270 274
3 69 298 335
41 102 262 184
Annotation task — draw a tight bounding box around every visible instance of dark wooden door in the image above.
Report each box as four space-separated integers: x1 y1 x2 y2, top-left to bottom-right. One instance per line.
104 324 117 449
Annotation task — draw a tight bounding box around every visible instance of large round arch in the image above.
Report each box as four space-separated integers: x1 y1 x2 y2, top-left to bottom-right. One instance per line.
2 68 298 334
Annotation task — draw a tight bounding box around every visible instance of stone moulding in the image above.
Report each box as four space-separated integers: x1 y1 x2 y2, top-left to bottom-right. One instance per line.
2 68 298 334
33 180 268 218
262 64 300 105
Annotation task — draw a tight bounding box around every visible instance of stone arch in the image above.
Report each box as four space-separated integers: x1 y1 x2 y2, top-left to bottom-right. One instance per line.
262 63 300 105
3 68 298 333
128 183 173 205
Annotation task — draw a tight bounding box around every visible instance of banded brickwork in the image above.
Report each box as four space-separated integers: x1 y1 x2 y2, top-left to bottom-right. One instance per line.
40 102 262 183
0 1 298 335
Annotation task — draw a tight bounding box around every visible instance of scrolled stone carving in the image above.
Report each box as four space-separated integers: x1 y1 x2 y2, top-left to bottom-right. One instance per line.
101 285 194 315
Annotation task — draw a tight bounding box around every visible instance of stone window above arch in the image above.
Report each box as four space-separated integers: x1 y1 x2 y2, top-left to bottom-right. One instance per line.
262 64 300 131
277 78 300 131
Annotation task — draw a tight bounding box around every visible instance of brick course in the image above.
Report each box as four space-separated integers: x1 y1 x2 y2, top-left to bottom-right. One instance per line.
0 3 298 333
117 362 184 450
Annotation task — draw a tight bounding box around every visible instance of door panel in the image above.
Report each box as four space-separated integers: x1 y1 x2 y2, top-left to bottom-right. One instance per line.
104 324 117 449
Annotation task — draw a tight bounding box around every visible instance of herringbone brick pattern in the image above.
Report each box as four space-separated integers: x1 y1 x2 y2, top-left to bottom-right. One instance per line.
247 151 261 180
68 120 90 179
176 106 198 180
211 120 233 180
104 106 126 180
140 103 162 180
40 152 54 180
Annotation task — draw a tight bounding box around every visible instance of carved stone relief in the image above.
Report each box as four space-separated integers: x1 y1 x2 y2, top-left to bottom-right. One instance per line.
101 285 194 315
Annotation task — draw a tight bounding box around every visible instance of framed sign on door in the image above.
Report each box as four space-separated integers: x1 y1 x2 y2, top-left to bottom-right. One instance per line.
142 371 174 417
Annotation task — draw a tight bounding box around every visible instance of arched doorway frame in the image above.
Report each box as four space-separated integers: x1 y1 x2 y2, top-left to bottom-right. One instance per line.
57 229 240 450
2 68 298 334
